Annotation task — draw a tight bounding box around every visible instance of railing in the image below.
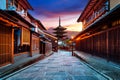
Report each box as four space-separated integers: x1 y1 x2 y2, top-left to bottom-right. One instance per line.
83 5 107 28
8 5 16 10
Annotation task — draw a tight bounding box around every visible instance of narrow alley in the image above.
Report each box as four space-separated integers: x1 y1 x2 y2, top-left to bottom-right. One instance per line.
3 50 108 80
0 0 120 80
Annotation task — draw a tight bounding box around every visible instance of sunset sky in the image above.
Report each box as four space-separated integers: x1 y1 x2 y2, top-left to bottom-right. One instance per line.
28 0 89 31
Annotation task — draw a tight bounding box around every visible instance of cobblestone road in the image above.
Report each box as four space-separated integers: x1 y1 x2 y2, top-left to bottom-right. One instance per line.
6 50 108 80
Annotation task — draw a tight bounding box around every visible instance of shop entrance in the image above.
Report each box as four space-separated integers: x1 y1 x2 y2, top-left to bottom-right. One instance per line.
14 28 21 54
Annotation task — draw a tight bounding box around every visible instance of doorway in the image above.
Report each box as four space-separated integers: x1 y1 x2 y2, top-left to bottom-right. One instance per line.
14 28 21 54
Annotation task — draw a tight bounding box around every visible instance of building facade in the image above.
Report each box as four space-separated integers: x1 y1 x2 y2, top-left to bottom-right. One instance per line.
0 0 52 67
74 0 120 63
0 10 17 67
44 31 58 52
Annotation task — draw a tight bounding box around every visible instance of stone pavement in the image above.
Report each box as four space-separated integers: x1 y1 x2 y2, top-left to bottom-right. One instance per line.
0 54 45 78
3 50 108 80
74 51 120 80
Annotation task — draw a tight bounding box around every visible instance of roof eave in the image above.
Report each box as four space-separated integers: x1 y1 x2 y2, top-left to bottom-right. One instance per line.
74 4 120 40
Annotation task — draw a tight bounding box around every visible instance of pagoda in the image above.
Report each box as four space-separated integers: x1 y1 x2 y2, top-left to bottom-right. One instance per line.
53 17 67 40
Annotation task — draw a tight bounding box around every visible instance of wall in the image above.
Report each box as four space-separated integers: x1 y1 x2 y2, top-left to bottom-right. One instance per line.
76 26 120 62
110 0 120 10
32 34 40 55
45 42 52 56
0 0 6 10
0 26 12 66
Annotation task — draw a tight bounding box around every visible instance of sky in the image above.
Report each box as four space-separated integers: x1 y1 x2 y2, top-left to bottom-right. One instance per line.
28 0 89 31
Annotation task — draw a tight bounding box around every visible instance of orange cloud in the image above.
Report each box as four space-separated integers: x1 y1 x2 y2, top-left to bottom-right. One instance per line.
65 22 82 32
39 13 81 29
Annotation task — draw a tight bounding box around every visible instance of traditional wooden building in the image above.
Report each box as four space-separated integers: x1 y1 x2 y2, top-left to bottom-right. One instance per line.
0 10 18 67
0 0 47 67
30 19 47 56
74 0 120 62
0 0 34 67
44 31 58 52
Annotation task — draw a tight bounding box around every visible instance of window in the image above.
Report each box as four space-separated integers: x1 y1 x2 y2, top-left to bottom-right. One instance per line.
8 0 13 6
104 0 109 11
7 0 16 10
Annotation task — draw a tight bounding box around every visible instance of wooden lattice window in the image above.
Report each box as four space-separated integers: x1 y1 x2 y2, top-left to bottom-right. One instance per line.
22 27 30 45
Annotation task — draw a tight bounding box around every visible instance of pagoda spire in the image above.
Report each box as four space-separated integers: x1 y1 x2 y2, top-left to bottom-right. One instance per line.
59 16 61 27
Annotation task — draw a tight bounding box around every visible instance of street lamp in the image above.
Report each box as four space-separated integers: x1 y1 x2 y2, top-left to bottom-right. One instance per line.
71 36 74 56
55 40 58 52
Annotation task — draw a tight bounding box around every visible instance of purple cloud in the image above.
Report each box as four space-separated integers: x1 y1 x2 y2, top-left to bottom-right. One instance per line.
28 0 89 18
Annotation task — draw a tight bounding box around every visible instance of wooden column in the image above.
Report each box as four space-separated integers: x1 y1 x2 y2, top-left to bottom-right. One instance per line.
11 28 14 63
30 33 32 57
106 31 109 61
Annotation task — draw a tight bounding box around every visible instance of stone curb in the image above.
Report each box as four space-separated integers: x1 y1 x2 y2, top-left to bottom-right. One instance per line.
0 52 54 79
0 55 44 79
74 52 113 80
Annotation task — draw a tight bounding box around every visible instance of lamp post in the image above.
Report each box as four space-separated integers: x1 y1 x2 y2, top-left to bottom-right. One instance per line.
55 40 58 52
71 36 74 56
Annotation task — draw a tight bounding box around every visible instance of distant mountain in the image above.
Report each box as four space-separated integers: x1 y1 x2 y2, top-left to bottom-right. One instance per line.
66 31 79 38
47 27 54 34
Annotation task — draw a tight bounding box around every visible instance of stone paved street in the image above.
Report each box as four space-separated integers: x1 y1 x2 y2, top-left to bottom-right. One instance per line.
6 50 108 80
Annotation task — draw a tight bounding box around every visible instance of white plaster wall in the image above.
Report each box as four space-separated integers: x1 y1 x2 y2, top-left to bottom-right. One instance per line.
110 0 120 10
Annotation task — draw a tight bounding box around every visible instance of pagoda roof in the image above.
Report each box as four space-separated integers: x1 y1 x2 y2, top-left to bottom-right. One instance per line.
55 35 67 38
53 26 67 30
53 31 67 34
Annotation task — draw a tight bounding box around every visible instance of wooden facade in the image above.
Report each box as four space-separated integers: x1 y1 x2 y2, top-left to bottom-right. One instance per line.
30 32 40 56
39 36 53 55
0 26 13 66
44 31 58 52
0 0 56 67
0 0 48 67
74 0 120 63
45 42 52 56
77 0 110 29
76 26 120 62
39 40 52 55
0 9 18 67
40 41 45 54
